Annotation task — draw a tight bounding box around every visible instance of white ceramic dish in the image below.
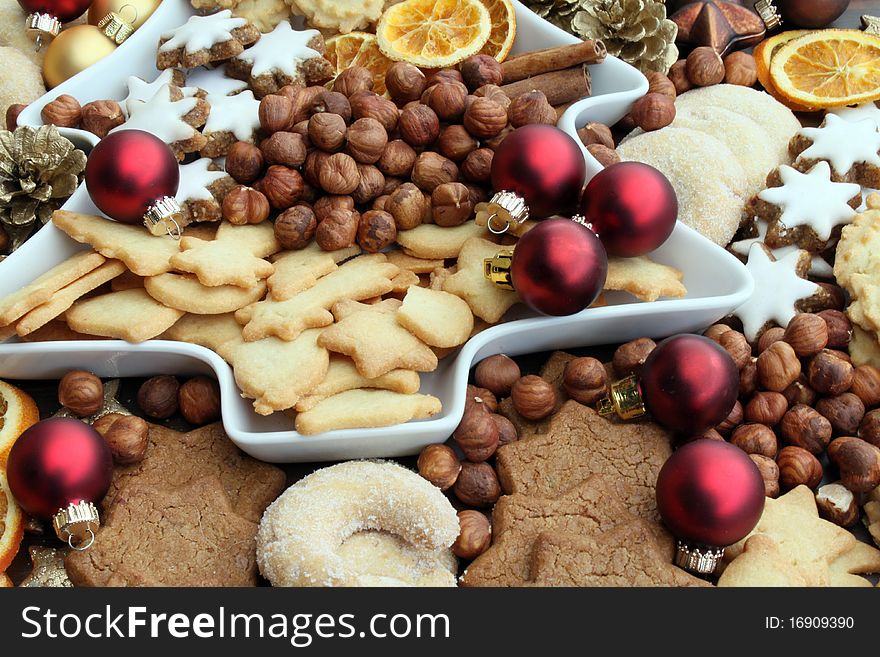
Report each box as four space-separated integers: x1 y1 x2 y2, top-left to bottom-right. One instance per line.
1 0 753 462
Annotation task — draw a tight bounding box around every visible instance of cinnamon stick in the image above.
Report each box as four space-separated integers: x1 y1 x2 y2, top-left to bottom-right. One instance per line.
500 65 591 107
501 40 606 84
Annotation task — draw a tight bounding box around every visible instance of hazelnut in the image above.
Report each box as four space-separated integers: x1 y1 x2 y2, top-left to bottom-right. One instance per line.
91 412 126 437
850 365 880 408
461 148 493 183
385 62 427 103
667 60 692 95
777 446 823 490
465 384 498 414
372 194 391 212
686 46 725 86
333 66 374 97
314 194 354 222
808 350 853 395
816 482 859 527
484 125 514 150
460 54 503 91
384 176 403 196
291 119 311 141
291 86 326 124
463 183 488 206
255 165 304 209
351 163 385 205
511 375 557 420
398 104 441 147
453 461 501 507
718 329 752 370
386 182 427 230
412 152 459 192
586 144 621 167
357 209 397 252
80 99 124 137
5 103 25 131
438 124 478 162
349 90 399 133
757 341 801 392
716 399 743 435
308 112 347 151
41 94 82 127
507 90 557 127
859 409 880 448
258 94 294 133
740 358 758 398
260 131 307 167
629 92 676 132
345 117 388 164
827 436 880 493
612 337 656 377
431 182 474 226
309 90 351 123
744 391 788 425
473 83 511 109
222 185 270 225
757 326 786 353
137 375 180 419
318 152 360 195
475 354 520 396
816 393 865 436
376 139 417 177
58 370 104 417
784 313 828 357
779 404 832 454
817 309 852 349
454 408 500 461
827 348 852 364
452 510 492 559
749 454 780 498
427 69 464 86
577 122 615 149
730 423 778 458
103 415 149 465
562 357 608 405
723 51 758 87
782 375 817 407
645 71 676 99
817 281 846 311
688 427 725 442
463 97 508 138
425 81 468 122
274 205 317 249
417 444 461 490
704 323 732 341
315 208 359 251
225 141 264 184
492 413 518 446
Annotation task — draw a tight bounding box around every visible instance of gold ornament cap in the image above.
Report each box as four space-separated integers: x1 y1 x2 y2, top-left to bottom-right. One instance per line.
484 249 515 290
674 541 725 575
97 10 135 44
596 375 648 421
53 500 100 551
143 196 183 238
25 13 61 48
483 190 530 235
754 0 782 31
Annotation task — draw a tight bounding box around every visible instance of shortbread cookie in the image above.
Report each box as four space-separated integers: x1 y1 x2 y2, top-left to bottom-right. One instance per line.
429 266 455 291
338 531 456 587
123 69 193 116
295 389 441 435
161 312 243 352
52 210 181 276
443 237 519 323
66 288 185 342
200 90 261 157
865 485 880 548
389 269 420 296
268 243 359 301
829 540 880 587
850 324 880 369
729 219 833 279
176 158 236 225
790 113 880 188
181 222 220 241
226 22 333 98
834 194 880 290
15 260 127 336
110 270 145 292
385 251 444 274
717 534 808 587
290 0 386 33
19 321 104 343
157 10 260 70
604 256 686 302
397 285 474 348
295 355 420 412
190 0 291 33
144 273 267 314
396 221 486 259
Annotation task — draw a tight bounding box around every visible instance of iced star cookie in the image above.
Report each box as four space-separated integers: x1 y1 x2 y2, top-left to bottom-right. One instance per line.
157 10 260 70
122 69 196 116
829 101 880 131
200 90 261 157
184 67 248 97
749 162 861 252
226 22 333 98
729 219 833 279
790 114 880 188
175 158 235 225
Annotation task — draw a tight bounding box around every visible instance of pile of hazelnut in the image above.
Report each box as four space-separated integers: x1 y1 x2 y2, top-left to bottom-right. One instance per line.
223 54 558 253
30 95 125 138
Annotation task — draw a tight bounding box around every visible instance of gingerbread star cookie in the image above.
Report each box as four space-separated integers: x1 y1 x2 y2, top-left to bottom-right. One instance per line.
790 113 880 188
729 219 833 279
200 90 261 157
157 10 260 70
443 237 519 323
829 101 880 132
185 67 248 97
175 158 235 225
123 69 197 116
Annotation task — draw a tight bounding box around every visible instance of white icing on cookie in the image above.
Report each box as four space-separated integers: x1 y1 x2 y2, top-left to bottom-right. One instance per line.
757 162 860 241
185 67 248 96
123 69 197 116
733 244 821 341
730 219 833 279
829 102 880 131
111 84 199 144
176 158 228 204
159 10 249 55
204 91 260 141
796 114 880 176
233 21 320 79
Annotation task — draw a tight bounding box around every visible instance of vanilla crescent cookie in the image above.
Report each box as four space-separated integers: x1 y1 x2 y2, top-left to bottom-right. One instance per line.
256 460 459 587
157 10 260 70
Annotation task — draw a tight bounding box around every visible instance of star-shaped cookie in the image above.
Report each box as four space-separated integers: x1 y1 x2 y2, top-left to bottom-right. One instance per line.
791 113 880 187
200 90 261 157
442 237 519 323
830 101 880 131
175 158 235 225
123 69 197 116
730 219 833 279
268 243 360 301
157 10 260 70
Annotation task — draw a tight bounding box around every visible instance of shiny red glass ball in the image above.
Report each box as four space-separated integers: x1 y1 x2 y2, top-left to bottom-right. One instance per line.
18 0 92 22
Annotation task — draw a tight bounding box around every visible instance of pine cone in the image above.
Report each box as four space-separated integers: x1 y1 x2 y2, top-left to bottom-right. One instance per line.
525 0 580 30
0 125 86 253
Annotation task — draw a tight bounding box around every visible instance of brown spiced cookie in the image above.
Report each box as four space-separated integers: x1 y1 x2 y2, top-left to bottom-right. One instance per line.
157 10 260 70
789 113 880 188
103 422 285 523
66 477 259 587
200 90 261 157
176 158 236 225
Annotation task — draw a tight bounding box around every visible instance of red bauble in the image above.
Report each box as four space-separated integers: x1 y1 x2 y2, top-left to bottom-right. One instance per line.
491 124 586 220
18 0 92 23
85 129 179 225
656 440 765 547
580 162 677 257
777 0 849 28
640 334 738 435
510 218 607 315
6 418 112 520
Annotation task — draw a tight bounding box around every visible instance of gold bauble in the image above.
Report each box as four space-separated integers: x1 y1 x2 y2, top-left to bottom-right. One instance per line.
87 0 161 31
42 25 118 89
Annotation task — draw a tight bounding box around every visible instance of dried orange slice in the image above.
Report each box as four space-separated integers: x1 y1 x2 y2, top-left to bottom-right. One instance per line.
326 32 395 97
377 0 491 68
0 470 24 574
770 29 880 109
754 30 810 94
479 0 516 62
0 380 39 470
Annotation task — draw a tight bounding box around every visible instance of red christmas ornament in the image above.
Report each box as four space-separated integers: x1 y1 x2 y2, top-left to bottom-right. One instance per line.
486 125 586 233
580 162 677 257
656 440 765 573
85 129 182 236
18 0 94 46
774 0 849 28
6 418 113 550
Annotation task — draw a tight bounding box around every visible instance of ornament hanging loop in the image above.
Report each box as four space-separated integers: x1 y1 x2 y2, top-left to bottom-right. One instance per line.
483 190 529 235
596 375 647 421
143 196 183 239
